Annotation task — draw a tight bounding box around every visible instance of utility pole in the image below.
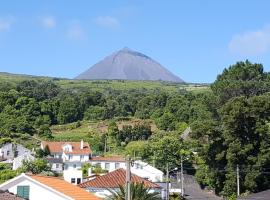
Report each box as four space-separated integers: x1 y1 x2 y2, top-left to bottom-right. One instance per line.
104 136 107 154
125 156 131 200
180 155 184 198
237 164 240 197
166 163 169 200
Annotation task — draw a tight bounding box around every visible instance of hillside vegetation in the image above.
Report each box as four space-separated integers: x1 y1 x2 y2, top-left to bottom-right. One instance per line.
1 61 270 198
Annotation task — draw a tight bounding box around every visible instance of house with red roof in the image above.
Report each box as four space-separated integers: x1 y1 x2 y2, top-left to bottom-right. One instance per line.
89 156 164 183
41 140 92 185
0 173 100 200
79 168 162 198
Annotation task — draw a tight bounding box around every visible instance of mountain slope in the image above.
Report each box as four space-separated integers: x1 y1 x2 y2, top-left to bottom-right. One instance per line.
75 47 184 82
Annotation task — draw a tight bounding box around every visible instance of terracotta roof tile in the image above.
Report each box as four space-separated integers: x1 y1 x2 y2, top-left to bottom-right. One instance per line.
90 156 125 162
79 168 161 189
29 175 100 200
41 141 92 155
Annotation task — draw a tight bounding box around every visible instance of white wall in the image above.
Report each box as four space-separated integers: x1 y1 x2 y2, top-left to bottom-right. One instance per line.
63 154 89 162
90 161 126 172
63 169 83 185
89 160 164 182
7 179 69 200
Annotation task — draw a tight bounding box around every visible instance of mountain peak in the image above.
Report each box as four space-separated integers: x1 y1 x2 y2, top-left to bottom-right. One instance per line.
75 48 184 83
121 47 132 52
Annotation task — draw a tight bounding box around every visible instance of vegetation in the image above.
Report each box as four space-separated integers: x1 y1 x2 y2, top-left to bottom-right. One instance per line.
106 182 162 200
1 61 270 198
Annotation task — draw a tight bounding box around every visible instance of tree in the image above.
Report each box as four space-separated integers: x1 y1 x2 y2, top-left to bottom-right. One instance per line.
106 182 162 200
84 106 106 120
211 60 270 104
20 159 51 174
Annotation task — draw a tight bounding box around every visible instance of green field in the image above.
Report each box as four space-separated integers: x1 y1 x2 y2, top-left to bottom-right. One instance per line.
0 72 210 93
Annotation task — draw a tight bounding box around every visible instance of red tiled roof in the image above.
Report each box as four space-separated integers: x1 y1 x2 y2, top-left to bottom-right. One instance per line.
79 168 161 189
29 175 100 200
90 156 125 162
41 141 91 155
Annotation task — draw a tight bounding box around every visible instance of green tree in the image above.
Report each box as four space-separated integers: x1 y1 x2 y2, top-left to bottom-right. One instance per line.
106 182 162 200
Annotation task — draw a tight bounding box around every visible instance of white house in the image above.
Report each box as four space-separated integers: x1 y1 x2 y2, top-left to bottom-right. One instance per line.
0 143 32 160
89 156 126 172
41 140 92 184
131 160 164 182
0 173 100 200
45 157 64 173
79 168 162 199
89 156 164 182
12 153 35 170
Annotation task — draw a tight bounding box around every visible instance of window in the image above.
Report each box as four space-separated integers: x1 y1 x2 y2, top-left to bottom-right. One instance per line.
7 151 10 156
105 163 110 170
115 163 120 169
17 186 30 199
80 155 84 161
68 155 73 160
15 151 19 157
56 164 59 168
73 164 76 169
96 163 101 168
71 178 76 183
77 178 81 184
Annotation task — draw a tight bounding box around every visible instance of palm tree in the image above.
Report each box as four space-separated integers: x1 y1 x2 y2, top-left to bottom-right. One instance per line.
106 182 162 200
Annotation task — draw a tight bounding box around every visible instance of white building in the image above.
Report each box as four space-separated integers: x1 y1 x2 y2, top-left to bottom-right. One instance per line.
41 140 92 185
0 173 99 200
89 156 126 172
79 168 162 199
89 156 164 182
0 143 32 160
13 153 35 170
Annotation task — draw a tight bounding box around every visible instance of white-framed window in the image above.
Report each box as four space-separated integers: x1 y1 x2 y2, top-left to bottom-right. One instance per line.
73 164 76 169
71 178 76 183
7 151 10 156
68 155 73 160
56 164 59 168
105 163 110 170
115 162 120 169
80 155 84 161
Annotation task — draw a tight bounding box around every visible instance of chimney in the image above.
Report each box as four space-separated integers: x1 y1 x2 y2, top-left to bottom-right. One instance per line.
81 139 84 150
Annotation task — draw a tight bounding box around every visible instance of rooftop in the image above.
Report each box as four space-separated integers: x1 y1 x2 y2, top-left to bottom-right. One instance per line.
41 141 91 155
90 156 125 162
29 174 99 200
79 168 161 189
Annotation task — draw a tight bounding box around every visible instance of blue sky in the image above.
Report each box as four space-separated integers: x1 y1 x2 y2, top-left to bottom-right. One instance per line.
0 1 270 83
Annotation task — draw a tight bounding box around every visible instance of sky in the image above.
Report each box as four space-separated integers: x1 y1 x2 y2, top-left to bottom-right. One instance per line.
0 1 270 83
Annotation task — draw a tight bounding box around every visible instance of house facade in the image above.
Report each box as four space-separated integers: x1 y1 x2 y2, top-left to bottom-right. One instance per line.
89 156 126 172
79 168 162 199
89 156 164 182
0 143 32 160
41 140 92 185
0 173 99 200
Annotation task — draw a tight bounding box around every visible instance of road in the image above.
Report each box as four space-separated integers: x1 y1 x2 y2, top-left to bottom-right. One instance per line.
182 174 223 200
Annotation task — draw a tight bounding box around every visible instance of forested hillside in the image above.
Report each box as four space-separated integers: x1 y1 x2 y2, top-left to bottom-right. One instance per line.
0 61 270 198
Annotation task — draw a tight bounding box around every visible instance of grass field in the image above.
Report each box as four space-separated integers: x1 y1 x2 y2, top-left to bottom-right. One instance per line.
0 72 210 93
51 118 157 141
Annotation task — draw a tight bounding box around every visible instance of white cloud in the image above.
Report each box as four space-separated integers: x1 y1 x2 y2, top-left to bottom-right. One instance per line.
67 24 85 40
94 16 120 29
41 16 56 29
0 16 14 32
229 26 270 56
